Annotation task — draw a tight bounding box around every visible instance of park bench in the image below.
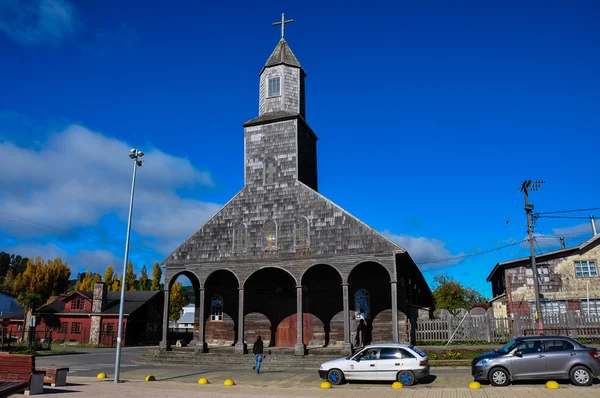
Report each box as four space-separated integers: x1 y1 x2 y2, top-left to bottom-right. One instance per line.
0 353 45 396
36 367 69 387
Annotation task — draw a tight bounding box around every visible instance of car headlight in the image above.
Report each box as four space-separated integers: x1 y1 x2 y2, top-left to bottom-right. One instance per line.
474 359 490 367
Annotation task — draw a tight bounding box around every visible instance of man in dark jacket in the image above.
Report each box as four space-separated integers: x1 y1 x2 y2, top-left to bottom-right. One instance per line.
252 335 264 374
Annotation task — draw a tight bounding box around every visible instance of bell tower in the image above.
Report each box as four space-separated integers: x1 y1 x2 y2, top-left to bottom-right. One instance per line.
242 14 318 191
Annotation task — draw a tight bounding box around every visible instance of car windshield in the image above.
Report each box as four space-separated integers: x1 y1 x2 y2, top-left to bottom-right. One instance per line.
409 345 427 358
498 338 521 354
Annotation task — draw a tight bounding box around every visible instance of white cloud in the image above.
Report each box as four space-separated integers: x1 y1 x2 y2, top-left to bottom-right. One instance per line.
0 0 77 46
1 242 121 274
0 124 221 262
382 230 464 270
552 223 594 239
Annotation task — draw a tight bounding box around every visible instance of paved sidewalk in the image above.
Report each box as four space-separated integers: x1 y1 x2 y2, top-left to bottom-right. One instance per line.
23 376 600 398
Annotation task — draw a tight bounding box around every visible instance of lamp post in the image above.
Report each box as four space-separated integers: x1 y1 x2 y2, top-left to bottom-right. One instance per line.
114 148 144 383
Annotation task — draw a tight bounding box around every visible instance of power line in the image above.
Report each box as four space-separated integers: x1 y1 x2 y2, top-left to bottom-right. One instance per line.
535 207 600 215
536 215 599 219
416 239 528 265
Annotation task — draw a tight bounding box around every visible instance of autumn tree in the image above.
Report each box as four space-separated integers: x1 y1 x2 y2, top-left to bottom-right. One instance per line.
103 265 116 291
2 269 15 292
125 261 136 291
111 276 121 292
432 275 487 314
76 270 101 291
138 264 149 291
169 281 185 321
150 262 162 291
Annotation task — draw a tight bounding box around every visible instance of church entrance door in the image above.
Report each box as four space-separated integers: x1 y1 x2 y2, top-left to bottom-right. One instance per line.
275 313 313 346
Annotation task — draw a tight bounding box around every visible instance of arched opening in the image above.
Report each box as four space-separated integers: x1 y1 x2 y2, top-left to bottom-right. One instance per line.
204 269 239 346
244 267 297 347
348 262 391 346
301 264 343 347
166 271 200 346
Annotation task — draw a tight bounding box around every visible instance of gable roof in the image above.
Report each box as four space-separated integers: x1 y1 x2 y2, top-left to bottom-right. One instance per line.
260 39 303 75
37 290 161 316
486 233 600 281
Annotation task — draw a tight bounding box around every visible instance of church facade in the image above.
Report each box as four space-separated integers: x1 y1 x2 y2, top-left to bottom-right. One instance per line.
160 33 432 355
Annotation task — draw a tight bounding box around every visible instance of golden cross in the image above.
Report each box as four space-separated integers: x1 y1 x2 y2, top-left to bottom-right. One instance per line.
273 13 294 39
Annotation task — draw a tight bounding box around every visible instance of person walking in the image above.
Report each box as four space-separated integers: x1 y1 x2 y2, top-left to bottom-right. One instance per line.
252 335 264 374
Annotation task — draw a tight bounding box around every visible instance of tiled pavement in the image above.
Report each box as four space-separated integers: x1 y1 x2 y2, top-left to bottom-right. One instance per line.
26 376 600 398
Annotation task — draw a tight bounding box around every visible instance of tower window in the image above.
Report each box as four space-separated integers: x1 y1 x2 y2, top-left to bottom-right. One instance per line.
211 294 223 321
263 220 277 249
295 217 309 248
264 157 277 184
268 77 281 97
233 222 247 252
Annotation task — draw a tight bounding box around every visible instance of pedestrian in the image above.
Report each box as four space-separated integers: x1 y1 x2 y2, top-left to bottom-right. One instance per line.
252 335 264 374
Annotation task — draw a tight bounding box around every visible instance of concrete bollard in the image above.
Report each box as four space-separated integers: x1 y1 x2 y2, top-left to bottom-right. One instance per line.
145 375 156 382
546 381 559 389
198 377 209 384
320 381 332 389
392 381 404 388
223 379 235 386
97 373 107 379
469 381 481 389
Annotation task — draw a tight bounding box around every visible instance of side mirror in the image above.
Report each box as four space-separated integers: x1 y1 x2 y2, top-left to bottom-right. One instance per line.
514 351 523 358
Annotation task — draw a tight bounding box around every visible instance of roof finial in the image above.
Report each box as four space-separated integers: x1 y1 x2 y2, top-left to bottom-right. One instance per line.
273 13 294 40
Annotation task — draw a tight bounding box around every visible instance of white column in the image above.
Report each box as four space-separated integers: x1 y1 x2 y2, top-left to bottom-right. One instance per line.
342 283 352 355
391 281 399 343
159 289 170 350
294 285 305 355
235 288 246 354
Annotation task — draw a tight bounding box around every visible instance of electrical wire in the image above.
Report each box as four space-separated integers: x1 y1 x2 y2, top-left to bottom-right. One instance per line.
416 239 528 265
534 207 600 215
536 215 599 219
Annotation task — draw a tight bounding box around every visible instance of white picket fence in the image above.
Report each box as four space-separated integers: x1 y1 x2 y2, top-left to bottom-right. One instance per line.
414 308 600 343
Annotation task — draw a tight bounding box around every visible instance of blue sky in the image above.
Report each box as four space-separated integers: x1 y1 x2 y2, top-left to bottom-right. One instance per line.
0 0 599 298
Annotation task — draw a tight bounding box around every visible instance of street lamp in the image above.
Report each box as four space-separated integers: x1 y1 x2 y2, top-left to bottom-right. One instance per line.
114 148 144 383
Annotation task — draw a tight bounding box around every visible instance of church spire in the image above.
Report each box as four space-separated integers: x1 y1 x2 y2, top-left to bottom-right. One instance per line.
260 13 304 76
273 13 294 40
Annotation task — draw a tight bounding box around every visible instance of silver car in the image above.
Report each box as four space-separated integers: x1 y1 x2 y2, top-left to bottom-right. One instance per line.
472 336 600 386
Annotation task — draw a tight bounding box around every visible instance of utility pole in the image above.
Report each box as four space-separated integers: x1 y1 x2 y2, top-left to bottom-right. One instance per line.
520 180 544 334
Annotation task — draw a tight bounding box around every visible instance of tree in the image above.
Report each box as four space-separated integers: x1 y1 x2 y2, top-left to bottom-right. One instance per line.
76 270 101 291
169 281 184 321
103 266 116 291
432 275 487 314
2 269 15 292
0 251 10 277
12 257 71 301
42 258 71 298
16 292 43 344
150 262 162 291
111 276 121 292
138 264 149 291
125 261 136 291
11 254 29 275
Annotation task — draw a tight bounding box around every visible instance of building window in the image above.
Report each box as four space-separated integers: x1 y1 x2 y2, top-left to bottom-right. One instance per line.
268 77 280 97
263 220 277 249
264 157 277 184
575 260 598 277
71 297 84 310
355 289 370 320
59 322 68 334
531 301 567 318
71 322 81 334
211 294 223 321
582 300 600 317
104 323 114 333
233 223 247 252
295 217 309 248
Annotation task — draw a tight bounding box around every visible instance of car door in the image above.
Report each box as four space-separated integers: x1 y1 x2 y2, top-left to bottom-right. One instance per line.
376 348 403 380
345 348 379 380
510 339 547 379
545 339 575 377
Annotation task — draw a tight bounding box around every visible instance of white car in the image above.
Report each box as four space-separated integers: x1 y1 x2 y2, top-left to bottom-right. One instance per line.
318 343 430 385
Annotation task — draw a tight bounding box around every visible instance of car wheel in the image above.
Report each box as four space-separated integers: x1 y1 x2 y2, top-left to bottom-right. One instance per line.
397 370 415 386
488 367 510 387
570 365 592 387
327 369 344 385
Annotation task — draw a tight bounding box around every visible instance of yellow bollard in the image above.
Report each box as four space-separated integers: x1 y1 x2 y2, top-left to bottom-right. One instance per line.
223 379 235 386
546 381 559 389
469 381 482 389
145 375 156 382
198 377 209 384
392 381 404 389
320 381 332 389
97 372 107 379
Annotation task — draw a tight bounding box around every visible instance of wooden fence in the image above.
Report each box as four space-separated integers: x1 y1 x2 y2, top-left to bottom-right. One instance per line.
414 308 600 343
